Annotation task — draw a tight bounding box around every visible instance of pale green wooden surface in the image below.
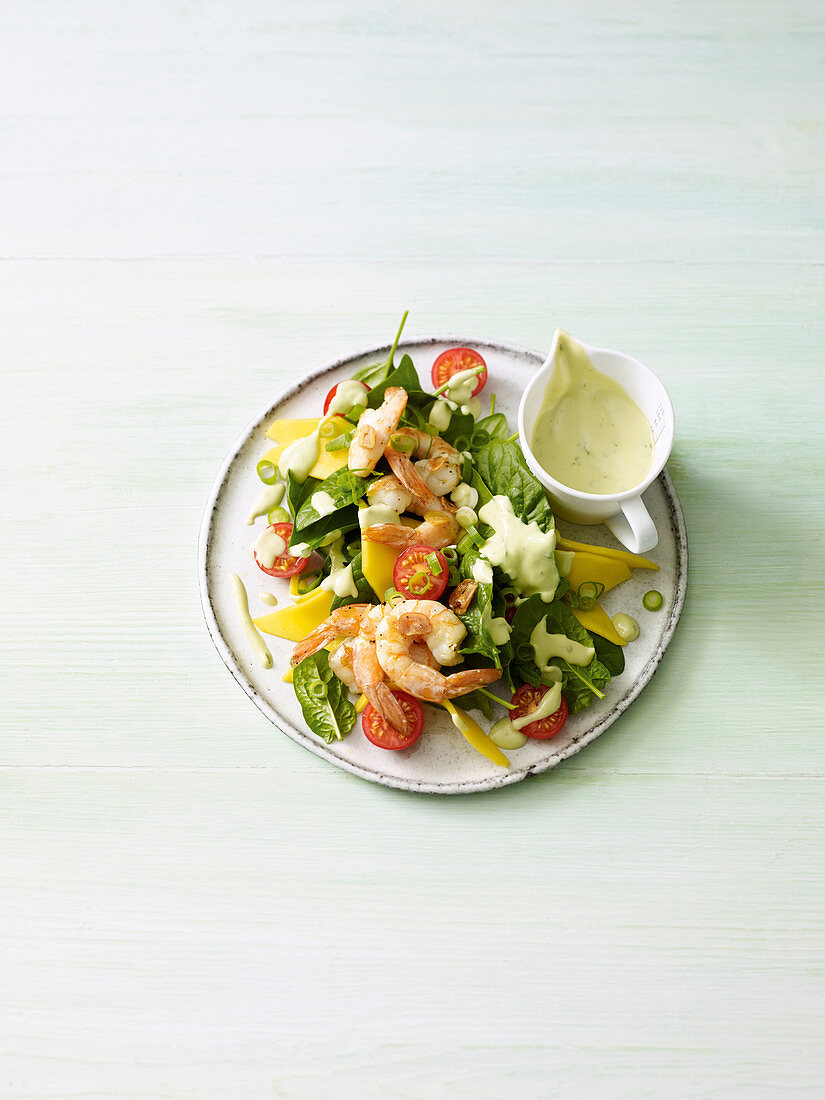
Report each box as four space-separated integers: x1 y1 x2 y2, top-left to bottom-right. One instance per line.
2 2 824 1097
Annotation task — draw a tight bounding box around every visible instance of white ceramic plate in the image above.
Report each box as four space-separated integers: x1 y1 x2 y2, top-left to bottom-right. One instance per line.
199 337 688 794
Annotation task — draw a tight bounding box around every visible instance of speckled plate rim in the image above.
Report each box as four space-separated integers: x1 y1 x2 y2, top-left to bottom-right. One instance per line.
198 336 689 795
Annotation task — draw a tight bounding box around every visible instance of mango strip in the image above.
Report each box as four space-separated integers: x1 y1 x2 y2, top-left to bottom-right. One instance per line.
443 701 509 768
555 535 658 571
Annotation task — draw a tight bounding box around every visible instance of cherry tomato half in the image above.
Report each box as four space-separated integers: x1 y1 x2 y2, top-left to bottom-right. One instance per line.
431 347 488 397
362 691 424 750
393 545 449 601
253 522 310 578
510 684 568 740
323 381 370 415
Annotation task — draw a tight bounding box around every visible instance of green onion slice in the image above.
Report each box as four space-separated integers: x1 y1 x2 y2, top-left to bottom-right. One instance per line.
452 435 471 452
384 587 405 606
345 403 366 424
643 589 664 611
325 431 354 452
389 433 415 453
308 680 327 699
426 552 443 575
576 581 605 610
267 506 290 524
441 547 458 563
256 460 278 485
408 570 430 594
297 572 322 595
515 643 534 663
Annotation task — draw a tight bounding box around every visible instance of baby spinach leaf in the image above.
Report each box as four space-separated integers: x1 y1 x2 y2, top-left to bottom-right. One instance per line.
329 551 375 611
473 439 555 532
508 594 549 687
292 508 360 552
592 633 625 677
352 312 409 386
467 412 511 458
292 650 356 744
294 467 370 533
455 548 500 668
441 409 476 450
508 596 612 710
366 354 426 408
286 472 320 522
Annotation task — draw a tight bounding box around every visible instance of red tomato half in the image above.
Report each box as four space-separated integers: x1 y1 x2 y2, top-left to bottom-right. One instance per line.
323 381 370 415
253 522 310 578
431 347 488 396
362 691 424 750
510 684 568 740
393 545 449 601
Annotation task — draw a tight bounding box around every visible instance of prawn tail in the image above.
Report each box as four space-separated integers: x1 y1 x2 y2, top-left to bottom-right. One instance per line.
289 605 370 666
367 682 412 736
442 668 502 698
362 523 419 549
386 448 435 504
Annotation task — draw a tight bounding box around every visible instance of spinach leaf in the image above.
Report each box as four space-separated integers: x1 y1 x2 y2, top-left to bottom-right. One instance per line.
563 655 611 713
508 596 612 710
294 467 369 533
366 354 426 408
286 472 320 522
351 312 409 387
469 412 511 451
592 633 625 677
455 547 501 668
291 507 360 552
441 409 476 450
508 594 549 687
473 439 555 532
329 551 375 611
292 650 356 743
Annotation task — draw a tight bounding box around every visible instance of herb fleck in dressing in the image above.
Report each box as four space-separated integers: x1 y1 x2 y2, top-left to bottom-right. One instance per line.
531 331 653 494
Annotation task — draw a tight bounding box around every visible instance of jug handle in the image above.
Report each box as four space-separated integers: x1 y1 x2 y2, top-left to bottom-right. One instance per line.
605 496 658 554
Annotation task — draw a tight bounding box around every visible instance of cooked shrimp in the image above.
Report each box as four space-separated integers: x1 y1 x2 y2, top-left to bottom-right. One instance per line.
366 474 413 515
290 603 372 666
348 387 407 475
328 638 357 687
390 429 462 495
351 632 411 736
363 449 461 549
374 600 500 702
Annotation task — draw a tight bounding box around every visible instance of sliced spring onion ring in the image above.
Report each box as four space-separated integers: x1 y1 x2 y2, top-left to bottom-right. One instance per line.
389 433 415 453
308 680 327 699
256 460 278 484
267 506 290 524
296 572 322 596
452 434 471 452
426 552 443 575
643 589 664 611
344 403 366 424
318 418 337 440
441 547 458 563
408 570 430 594
384 587 405 606
325 431 354 452
576 581 605 610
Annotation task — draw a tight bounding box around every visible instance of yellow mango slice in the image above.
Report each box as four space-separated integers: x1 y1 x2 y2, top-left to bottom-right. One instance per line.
565 552 632 595
555 535 658 571
360 519 420 599
571 604 626 647
253 587 334 642
443 701 509 768
362 540 404 599
262 416 350 482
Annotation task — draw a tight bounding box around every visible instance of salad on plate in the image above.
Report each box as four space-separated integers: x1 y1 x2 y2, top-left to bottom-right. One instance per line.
234 314 661 769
